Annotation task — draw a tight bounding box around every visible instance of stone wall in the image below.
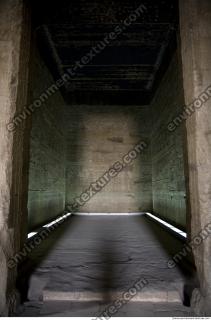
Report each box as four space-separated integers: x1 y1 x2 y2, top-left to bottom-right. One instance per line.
27 48 66 231
65 105 152 213
179 0 211 314
0 0 31 315
151 51 187 230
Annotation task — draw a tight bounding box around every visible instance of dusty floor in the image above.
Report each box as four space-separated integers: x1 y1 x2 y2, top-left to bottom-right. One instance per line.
16 215 195 317
16 300 193 317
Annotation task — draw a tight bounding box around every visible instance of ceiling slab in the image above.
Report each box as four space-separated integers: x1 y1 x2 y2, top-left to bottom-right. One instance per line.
32 0 179 105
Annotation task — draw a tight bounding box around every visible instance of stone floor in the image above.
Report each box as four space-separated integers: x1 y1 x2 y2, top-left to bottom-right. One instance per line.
16 214 195 317
16 300 193 317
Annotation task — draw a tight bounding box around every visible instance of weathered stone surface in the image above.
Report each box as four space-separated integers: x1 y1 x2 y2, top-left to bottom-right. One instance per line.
65 105 152 212
0 246 7 314
27 48 66 230
1 0 210 315
151 51 187 230
0 0 31 315
179 0 211 315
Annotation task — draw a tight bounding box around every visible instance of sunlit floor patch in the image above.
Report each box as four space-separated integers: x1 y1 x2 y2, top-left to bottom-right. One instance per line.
28 212 187 240
145 212 187 239
27 213 72 238
27 232 38 239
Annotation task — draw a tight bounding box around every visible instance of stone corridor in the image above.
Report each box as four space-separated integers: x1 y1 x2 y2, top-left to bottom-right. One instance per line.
0 0 211 317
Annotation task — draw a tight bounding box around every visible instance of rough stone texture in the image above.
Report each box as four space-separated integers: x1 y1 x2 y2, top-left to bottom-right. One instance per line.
0 0 31 315
16 301 193 317
179 0 211 315
65 105 152 212
27 48 66 231
17 215 194 316
151 51 187 230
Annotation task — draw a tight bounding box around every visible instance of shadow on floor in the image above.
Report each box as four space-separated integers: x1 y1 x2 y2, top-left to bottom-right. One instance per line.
17 216 80 303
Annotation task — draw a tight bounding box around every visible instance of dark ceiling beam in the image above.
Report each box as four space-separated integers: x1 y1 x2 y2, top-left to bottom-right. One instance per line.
54 41 163 47
66 81 149 91
62 64 154 67
64 75 151 79
61 75 152 80
41 25 64 77
62 67 154 82
47 23 175 27
65 91 151 106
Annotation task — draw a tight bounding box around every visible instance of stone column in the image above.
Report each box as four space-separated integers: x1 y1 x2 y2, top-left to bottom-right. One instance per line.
0 0 31 315
179 0 211 315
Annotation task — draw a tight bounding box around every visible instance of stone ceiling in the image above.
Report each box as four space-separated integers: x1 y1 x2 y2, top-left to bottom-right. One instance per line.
32 0 179 105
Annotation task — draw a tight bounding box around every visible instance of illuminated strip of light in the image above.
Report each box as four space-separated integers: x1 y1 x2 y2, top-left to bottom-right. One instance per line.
42 213 72 228
145 212 187 238
72 212 144 216
43 290 181 302
27 232 38 239
28 213 72 238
